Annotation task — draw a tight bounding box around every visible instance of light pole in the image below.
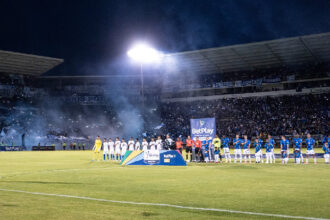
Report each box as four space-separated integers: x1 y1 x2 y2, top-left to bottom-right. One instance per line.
127 43 163 111
140 63 144 110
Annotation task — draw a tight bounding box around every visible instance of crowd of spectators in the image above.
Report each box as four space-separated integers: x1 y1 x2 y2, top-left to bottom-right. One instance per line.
160 94 329 138
163 64 329 92
0 71 329 148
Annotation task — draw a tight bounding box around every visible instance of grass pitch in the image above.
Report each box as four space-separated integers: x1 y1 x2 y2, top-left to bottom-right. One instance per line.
0 151 329 220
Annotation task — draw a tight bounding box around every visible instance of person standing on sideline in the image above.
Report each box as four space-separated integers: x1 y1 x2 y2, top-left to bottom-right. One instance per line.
305 133 317 164
222 135 231 163
176 137 183 154
142 138 148 151
212 135 221 163
268 134 276 163
265 140 273 164
322 142 329 164
322 135 330 145
121 138 128 159
109 138 115 160
194 137 201 162
293 134 303 164
103 138 109 161
156 136 163 150
254 138 263 163
165 134 175 150
92 136 102 162
135 138 141 151
114 137 121 161
207 136 213 162
185 136 193 162
128 137 135 151
280 136 290 164
242 135 251 163
149 138 156 151
233 134 242 163
201 137 210 162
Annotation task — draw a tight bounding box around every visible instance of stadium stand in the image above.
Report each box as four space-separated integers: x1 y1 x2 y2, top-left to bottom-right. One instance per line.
0 33 329 149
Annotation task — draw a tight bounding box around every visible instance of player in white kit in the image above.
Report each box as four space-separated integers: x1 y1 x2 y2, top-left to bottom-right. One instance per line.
142 138 148 151
114 137 121 161
135 138 141 150
156 136 162 150
108 138 115 160
103 138 109 161
128 137 135 151
149 138 156 151
121 138 128 158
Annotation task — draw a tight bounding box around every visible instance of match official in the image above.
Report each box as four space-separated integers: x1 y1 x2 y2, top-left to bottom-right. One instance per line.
185 136 193 162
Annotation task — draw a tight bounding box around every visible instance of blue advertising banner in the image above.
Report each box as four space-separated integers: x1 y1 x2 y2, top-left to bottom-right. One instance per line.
190 118 216 141
122 150 186 166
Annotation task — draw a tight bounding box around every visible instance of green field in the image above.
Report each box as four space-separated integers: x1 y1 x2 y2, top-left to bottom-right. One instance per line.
0 151 329 220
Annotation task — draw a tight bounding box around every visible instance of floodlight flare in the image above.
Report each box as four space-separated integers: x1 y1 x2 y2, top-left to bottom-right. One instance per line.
127 43 163 63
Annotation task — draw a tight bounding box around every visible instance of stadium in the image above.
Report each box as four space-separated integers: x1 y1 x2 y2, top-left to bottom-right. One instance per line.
0 1 330 219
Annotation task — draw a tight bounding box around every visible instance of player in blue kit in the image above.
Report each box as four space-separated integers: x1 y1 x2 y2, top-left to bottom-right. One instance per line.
241 135 251 163
294 149 302 164
254 138 263 163
258 135 263 148
292 134 303 164
233 134 242 163
214 147 220 163
265 140 273 164
322 135 330 145
323 142 329 164
222 135 231 163
267 135 276 163
280 136 289 164
282 151 288 163
203 137 211 163
305 133 316 164
201 137 211 162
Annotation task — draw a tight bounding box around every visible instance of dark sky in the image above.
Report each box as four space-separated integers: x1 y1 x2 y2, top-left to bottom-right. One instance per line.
1 0 330 75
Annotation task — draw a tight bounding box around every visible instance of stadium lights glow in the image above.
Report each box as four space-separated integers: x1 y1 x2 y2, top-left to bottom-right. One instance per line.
127 43 163 63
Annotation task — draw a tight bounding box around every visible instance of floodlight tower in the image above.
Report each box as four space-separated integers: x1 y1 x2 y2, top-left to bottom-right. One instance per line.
127 43 163 110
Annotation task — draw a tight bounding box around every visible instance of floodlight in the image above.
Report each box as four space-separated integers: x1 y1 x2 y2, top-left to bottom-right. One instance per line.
127 43 163 63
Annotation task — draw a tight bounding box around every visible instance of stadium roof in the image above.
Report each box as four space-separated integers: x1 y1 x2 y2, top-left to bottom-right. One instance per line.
0 50 63 76
164 32 330 75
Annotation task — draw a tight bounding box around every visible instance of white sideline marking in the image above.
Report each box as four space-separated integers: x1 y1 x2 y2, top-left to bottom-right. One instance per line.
0 188 328 220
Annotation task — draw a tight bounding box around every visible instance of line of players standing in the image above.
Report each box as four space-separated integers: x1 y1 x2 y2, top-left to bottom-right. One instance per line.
183 133 329 164
98 136 165 161
93 134 330 164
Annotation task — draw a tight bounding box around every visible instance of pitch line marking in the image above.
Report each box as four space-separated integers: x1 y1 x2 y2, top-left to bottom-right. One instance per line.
0 188 328 220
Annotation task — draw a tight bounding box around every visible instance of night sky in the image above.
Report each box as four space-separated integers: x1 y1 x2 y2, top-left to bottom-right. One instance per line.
1 0 330 75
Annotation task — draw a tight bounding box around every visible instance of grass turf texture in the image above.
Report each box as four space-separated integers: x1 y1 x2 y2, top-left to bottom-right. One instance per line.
0 151 329 220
